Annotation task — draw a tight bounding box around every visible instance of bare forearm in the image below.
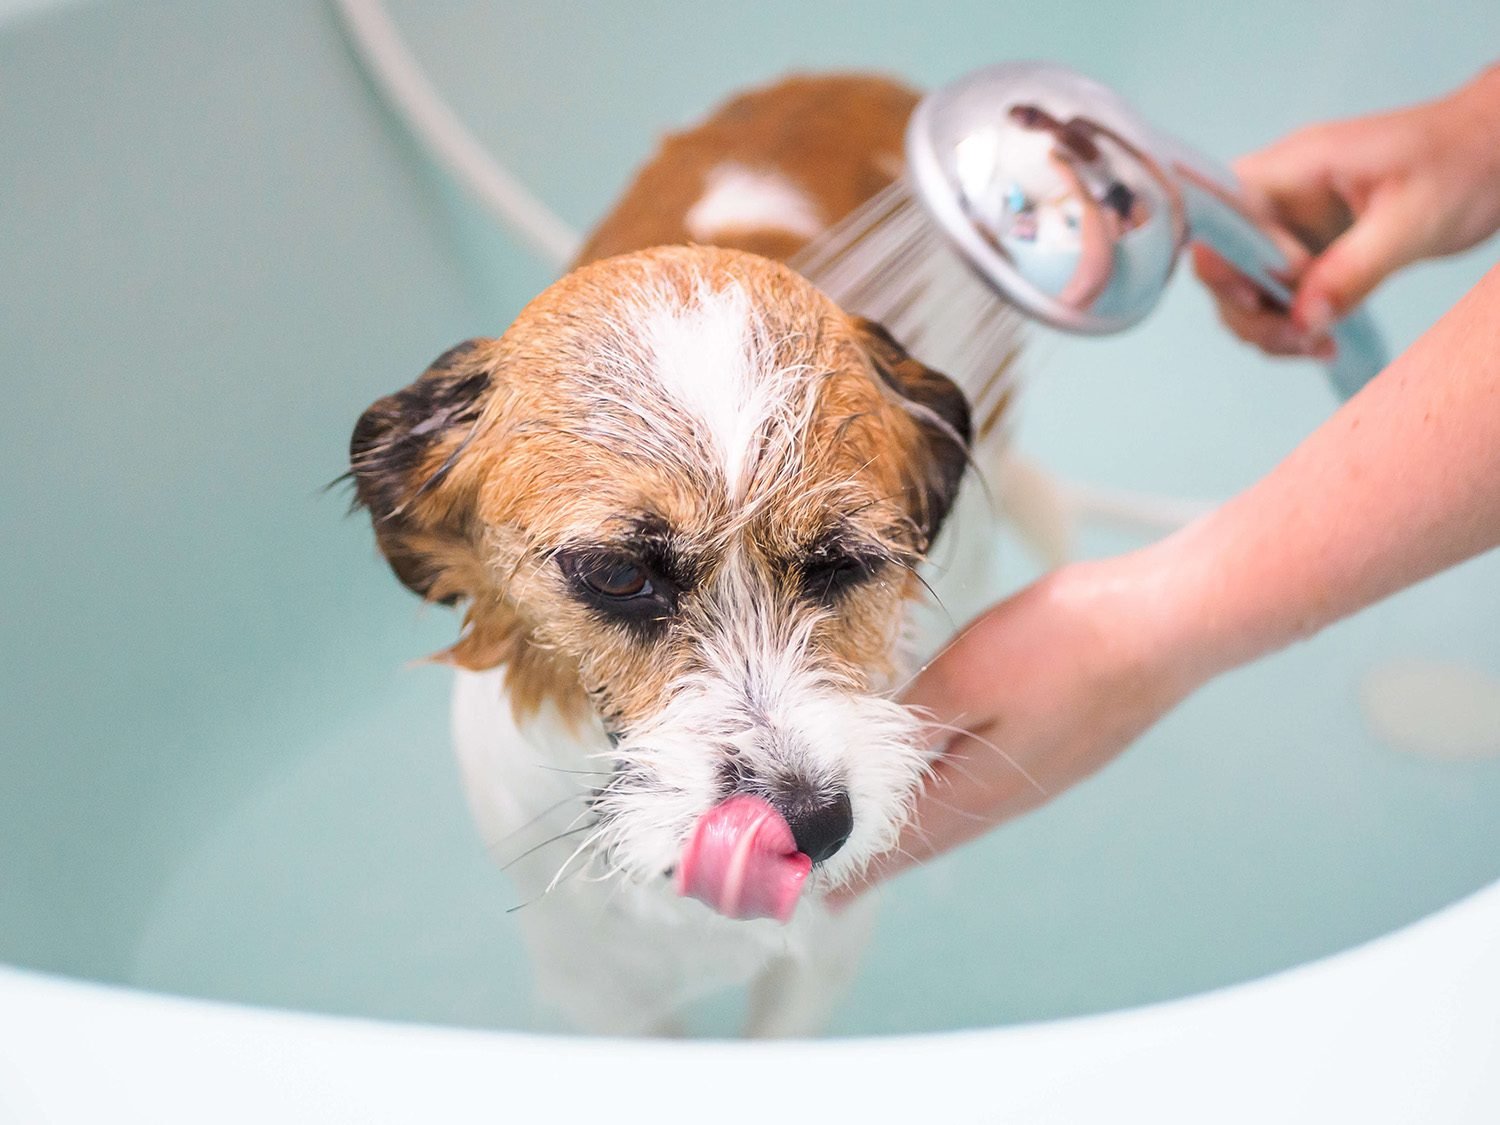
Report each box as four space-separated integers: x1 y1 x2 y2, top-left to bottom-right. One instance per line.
853 79 1500 893
1148 262 1500 681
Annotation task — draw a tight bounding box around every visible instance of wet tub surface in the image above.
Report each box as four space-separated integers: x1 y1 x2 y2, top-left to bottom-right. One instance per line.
3 0 1499 1037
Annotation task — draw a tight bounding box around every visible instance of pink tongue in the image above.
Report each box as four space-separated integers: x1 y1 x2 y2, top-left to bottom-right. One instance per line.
676 795 812 923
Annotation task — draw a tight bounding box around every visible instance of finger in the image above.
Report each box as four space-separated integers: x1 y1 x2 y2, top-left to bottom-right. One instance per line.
1234 130 1355 251
1293 187 1432 333
1190 244 1330 355
1213 286 1334 358
1190 244 1266 310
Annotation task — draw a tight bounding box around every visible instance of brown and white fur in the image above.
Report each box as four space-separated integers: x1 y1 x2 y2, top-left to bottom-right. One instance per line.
350 75 1012 1036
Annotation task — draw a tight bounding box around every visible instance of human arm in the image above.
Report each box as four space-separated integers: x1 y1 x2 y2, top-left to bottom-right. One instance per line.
842 261 1500 894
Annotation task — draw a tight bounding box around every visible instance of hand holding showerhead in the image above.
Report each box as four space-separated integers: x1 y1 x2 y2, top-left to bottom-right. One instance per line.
1192 62 1500 361
902 61 1390 399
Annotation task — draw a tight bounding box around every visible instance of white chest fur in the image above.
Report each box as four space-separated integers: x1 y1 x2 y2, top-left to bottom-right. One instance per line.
450 665 877 1036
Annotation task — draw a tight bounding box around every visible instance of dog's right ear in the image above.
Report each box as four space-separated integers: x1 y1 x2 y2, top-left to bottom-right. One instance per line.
852 317 972 550
349 338 497 606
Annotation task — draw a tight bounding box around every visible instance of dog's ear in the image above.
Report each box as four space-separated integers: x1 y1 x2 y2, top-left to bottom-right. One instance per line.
349 338 497 606
853 317 972 549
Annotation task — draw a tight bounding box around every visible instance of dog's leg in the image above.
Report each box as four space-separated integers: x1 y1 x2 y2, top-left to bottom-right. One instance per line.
527 931 690 1036
743 954 845 1038
452 669 679 1034
742 898 877 1038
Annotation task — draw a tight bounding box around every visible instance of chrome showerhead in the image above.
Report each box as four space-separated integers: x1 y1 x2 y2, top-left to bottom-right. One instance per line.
904 61 1386 398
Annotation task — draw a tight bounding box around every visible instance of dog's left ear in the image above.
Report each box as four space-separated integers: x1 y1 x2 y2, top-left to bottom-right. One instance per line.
854 317 972 549
349 338 498 607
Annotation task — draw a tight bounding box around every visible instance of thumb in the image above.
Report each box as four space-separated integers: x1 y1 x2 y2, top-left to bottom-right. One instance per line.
1293 187 1430 333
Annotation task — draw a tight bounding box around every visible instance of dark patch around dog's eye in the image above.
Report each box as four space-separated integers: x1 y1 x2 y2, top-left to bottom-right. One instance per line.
624 513 706 591
799 540 883 604
558 548 678 635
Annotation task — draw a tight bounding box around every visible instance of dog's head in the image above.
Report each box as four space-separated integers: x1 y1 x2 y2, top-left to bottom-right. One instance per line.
350 245 969 909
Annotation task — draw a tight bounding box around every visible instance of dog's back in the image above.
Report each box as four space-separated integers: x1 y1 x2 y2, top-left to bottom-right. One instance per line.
577 74 918 267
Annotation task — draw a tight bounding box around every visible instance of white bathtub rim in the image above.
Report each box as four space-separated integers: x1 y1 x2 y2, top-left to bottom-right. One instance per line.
4 870 1496 1047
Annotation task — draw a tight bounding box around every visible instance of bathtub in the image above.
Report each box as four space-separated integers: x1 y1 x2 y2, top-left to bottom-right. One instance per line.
3 0 1499 1120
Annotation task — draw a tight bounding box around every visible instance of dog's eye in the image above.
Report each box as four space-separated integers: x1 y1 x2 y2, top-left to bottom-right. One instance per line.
557 550 677 633
562 553 653 600
583 559 650 599
801 552 878 603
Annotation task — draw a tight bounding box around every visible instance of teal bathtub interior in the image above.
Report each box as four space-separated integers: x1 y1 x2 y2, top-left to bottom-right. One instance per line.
3 0 1499 1039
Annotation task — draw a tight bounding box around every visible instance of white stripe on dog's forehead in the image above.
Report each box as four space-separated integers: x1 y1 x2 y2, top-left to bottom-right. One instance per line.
640 282 782 497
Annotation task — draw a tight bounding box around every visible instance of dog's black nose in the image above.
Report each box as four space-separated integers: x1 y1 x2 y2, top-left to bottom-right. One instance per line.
778 788 853 865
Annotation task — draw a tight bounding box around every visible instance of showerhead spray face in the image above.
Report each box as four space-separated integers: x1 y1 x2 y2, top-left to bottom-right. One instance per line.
903 61 1385 398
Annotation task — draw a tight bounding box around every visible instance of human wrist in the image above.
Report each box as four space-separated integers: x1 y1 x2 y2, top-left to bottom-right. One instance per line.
1445 64 1500 231
1453 62 1500 148
1465 59 1500 99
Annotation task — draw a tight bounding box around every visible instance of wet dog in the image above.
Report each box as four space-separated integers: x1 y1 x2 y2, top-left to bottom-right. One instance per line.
350 75 1013 1036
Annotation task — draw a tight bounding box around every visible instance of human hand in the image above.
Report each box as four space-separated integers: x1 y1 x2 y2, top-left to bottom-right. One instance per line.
841 262 1500 900
839 554 1207 897
1194 64 1500 358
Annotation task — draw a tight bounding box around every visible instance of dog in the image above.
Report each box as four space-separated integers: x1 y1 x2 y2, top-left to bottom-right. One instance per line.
349 74 1016 1036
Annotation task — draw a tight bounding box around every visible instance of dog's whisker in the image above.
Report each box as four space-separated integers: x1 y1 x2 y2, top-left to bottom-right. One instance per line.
924 744 985 788
498 820 595 872
916 789 996 826
504 882 561 916
543 826 609 898
536 764 615 777
484 793 589 853
896 559 955 629
917 719 1048 796
884 611 995 699
505 830 608 916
